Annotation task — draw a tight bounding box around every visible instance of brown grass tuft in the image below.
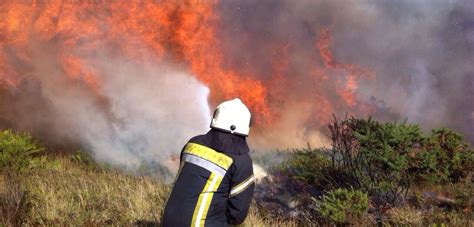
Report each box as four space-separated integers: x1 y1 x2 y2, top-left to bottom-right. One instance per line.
2 157 169 226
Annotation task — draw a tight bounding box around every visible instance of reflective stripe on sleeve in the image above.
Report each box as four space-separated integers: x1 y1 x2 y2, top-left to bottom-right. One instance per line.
229 174 254 197
183 143 233 170
182 154 226 177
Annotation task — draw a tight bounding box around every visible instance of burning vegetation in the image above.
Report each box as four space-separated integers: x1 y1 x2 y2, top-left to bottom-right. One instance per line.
1 0 384 165
0 0 473 225
1 0 473 165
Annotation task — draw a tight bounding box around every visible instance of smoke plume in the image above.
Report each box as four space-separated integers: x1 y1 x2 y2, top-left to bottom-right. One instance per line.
1 39 210 168
218 0 474 145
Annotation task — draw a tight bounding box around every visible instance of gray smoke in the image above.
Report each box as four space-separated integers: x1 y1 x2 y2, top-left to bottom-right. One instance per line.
218 0 474 143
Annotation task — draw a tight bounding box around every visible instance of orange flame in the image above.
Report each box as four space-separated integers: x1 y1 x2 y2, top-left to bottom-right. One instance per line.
0 1 374 130
316 28 374 108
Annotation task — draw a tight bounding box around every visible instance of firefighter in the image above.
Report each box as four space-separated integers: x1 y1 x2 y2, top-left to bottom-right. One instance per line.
162 98 255 227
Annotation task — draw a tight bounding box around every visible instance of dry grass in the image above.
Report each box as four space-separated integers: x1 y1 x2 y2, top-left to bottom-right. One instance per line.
1 154 472 226
384 206 423 226
2 157 169 226
0 156 297 226
0 174 26 226
242 204 298 226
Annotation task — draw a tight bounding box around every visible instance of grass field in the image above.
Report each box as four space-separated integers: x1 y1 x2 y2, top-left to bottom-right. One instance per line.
0 154 297 226
0 126 472 226
3 153 471 226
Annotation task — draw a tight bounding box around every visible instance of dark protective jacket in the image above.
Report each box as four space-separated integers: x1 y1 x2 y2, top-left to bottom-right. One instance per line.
162 129 255 227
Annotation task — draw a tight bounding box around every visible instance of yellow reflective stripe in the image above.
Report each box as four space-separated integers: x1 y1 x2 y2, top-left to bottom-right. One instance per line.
191 172 223 227
199 174 222 226
230 174 254 197
184 143 233 170
192 173 214 227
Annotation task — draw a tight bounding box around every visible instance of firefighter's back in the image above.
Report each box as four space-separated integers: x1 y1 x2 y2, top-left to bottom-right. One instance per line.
162 151 230 226
163 99 254 227
162 135 254 227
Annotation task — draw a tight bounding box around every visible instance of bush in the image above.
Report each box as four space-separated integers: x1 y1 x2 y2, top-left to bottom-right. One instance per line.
316 188 368 223
0 129 44 174
329 117 424 208
283 147 331 185
413 128 474 183
274 117 472 224
353 119 422 197
281 147 356 192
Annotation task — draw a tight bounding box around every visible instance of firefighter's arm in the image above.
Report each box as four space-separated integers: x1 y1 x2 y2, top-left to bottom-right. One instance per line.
226 157 255 225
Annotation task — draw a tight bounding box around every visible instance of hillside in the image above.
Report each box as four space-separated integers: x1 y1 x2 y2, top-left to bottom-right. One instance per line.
1 117 473 226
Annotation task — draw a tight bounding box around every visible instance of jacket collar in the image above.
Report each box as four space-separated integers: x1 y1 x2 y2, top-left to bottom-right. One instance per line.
203 129 250 155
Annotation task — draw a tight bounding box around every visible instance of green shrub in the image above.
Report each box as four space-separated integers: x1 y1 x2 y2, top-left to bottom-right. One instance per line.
316 188 368 223
271 116 473 224
282 147 356 191
353 119 422 194
283 147 331 185
329 117 424 207
0 129 44 174
416 128 473 183
329 117 474 205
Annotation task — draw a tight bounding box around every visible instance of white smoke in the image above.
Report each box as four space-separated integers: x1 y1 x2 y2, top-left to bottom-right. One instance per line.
88 59 211 167
24 42 211 169
93 58 211 167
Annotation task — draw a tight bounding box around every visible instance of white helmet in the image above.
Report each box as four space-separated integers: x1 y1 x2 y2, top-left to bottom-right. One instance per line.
210 98 251 136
